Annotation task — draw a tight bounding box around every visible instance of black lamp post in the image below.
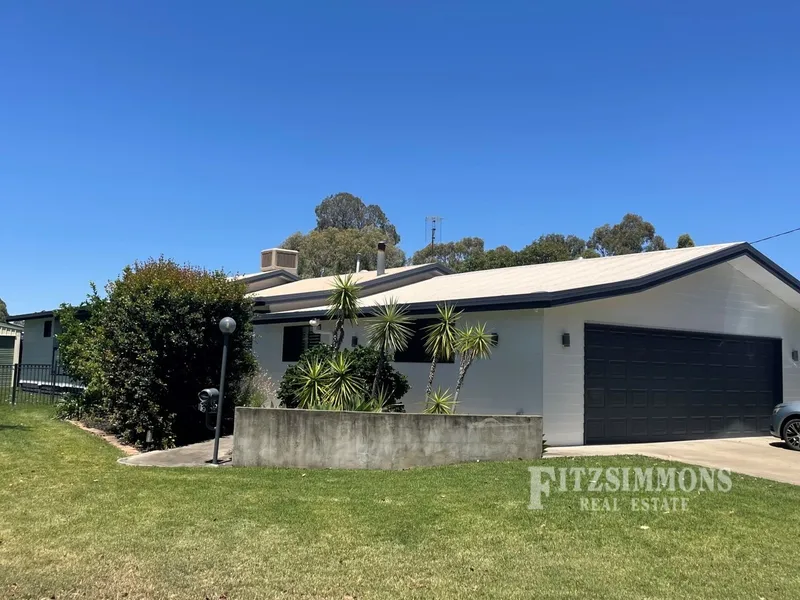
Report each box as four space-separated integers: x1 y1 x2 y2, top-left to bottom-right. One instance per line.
212 316 236 465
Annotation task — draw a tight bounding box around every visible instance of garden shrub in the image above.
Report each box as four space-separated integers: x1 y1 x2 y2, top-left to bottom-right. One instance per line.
277 345 409 411
57 258 257 448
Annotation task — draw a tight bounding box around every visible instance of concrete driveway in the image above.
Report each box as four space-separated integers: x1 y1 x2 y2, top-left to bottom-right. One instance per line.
549 437 800 486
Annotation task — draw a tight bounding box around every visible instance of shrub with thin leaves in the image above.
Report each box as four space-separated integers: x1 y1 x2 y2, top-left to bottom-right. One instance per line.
366 298 413 397
241 370 279 408
423 302 462 398
453 322 496 404
424 387 456 414
296 357 332 408
327 353 366 410
327 274 360 351
277 345 409 411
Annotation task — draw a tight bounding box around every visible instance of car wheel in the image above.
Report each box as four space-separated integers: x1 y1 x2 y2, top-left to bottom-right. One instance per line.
783 418 800 451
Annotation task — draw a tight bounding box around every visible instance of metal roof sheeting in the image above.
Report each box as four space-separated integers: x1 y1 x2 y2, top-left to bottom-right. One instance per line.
260 243 749 318
247 264 438 299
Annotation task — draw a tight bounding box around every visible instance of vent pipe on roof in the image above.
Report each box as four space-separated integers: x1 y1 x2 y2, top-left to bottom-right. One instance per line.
355 252 361 273
376 241 386 276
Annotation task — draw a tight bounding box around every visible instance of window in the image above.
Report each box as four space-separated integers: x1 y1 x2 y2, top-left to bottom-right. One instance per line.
43 320 53 338
394 319 455 363
282 325 322 362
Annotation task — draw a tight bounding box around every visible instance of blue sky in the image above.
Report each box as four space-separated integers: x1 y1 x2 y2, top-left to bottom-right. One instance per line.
2 1 799 314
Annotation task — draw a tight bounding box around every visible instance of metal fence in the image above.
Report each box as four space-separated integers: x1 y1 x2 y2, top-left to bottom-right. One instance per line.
0 363 82 405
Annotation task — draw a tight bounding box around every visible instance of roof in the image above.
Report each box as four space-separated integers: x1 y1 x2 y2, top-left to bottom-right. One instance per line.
247 264 449 300
231 269 299 283
253 242 800 323
0 322 24 331
4 310 55 321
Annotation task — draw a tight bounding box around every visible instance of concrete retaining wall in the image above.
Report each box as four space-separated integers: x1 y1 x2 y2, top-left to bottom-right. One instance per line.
232 407 543 469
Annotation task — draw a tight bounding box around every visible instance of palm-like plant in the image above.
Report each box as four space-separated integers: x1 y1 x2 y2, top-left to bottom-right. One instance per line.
295 357 332 409
453 322 496 404
327 352 365 410
348 387 387 412
422 303 462 399
365 298 413 398
424 386 456 414
327 274 361 351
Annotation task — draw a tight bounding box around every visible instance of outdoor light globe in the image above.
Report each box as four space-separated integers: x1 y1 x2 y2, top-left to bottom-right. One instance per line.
219 317 237 335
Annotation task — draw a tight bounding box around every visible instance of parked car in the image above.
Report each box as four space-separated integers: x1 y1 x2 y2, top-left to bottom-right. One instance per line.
771 402 800 451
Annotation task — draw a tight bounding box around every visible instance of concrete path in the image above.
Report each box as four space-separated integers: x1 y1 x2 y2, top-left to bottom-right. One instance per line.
118 436 233 467
549 436 800 486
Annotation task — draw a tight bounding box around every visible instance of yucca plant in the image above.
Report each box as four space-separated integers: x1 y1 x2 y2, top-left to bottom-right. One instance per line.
453 322 496 404
327 274 361 351
349 393 384 412
327 352 366 410
365 298 413 398
424 386 455 415
295 357 332 409
423 302 462 398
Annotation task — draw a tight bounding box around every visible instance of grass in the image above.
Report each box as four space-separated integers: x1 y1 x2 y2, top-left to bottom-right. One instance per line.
1 404 798 599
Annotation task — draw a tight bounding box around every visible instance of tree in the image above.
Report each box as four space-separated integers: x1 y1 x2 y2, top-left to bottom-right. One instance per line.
462 245 518 271
410 237 485 272
588 214 667 256
422 303 462 398
517 234 593 265
677 233 695 248
0 297 7 322
314 192 400 244
365 299 413 398
57 284 106 403
282 227 405 278
453 323 495 404
56 258 257 448
327 274 360 351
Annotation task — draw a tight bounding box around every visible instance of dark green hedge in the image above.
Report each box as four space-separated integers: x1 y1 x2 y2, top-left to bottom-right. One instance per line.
57 258 257 448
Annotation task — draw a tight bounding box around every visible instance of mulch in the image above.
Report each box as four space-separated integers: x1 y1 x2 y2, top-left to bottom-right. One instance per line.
67 420 140 456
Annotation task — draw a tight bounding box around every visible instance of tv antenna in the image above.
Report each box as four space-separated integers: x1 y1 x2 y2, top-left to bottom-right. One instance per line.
425 216 443 247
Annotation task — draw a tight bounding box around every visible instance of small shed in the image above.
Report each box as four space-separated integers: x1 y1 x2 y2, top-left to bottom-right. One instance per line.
0 322 23 366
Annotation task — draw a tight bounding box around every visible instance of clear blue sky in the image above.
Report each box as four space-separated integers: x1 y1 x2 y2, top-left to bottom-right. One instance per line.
2 1 799 314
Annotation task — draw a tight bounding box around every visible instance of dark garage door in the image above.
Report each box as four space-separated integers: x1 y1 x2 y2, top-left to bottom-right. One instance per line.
584 324 781 444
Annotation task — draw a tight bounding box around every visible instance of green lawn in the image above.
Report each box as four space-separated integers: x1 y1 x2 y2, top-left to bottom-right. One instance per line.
1 405 797 600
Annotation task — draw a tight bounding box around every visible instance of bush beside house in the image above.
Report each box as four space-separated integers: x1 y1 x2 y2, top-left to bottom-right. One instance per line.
57 258 257 449
277 345 409 411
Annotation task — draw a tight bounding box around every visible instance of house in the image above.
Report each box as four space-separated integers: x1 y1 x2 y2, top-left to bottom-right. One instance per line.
9 241 800 447
0 321 23 366
253 242 800 446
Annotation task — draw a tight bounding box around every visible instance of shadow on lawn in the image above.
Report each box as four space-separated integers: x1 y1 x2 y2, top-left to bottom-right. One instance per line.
0 424 32 431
